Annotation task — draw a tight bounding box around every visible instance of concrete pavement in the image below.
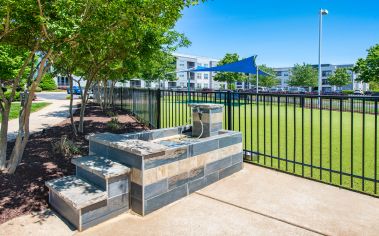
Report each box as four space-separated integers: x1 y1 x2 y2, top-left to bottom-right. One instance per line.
2 164 378 236
3 92 80 140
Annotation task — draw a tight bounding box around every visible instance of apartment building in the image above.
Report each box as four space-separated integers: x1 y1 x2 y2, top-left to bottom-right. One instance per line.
274 64 369 92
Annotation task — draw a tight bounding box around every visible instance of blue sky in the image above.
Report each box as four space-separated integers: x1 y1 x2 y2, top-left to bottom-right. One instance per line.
174 0 378 67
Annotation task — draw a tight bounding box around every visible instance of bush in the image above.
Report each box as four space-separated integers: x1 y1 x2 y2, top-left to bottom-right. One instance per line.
40 73 57 91
52 135 81 157
4 90 21 101
107 117 122 131
342 90 354 95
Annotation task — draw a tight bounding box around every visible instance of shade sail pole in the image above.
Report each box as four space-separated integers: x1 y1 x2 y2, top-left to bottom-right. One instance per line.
256 65 259 93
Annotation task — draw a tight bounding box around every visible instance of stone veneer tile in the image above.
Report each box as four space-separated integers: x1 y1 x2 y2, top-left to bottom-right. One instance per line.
130 182 142 200
144 179 168 200
211 112 223 123
189 139 218 157
50 191 80 229
108 176 128 198
168 172 188 190
144 184 187 215
89 141 108 157
231 152 243 165
108 147 142 169
167 162 179 178
156 165 168 180
144 146 188 170
189 166 204 182
205 172 219 185
219 133 243 149
219 143 243 160
131 168 142 186
188 177 207 194
144 167 157 185
210 122 223 132
81 193 128 224
219 162 243 179
205 156 232 175
76 166 106 190
131 196 143 215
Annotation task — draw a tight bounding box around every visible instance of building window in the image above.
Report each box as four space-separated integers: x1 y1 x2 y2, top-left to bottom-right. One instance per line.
322 70 332 77
197 74 202 79
276 71 282 76
204 74 209 79
197 83 201 89
204 64 209 68
203 83 209 88
283 72 289 77
179 63 185 67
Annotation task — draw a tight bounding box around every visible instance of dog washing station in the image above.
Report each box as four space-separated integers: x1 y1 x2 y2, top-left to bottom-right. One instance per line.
46 104 243 231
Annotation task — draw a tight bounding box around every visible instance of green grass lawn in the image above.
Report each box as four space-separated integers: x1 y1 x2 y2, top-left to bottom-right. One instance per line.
158 95 379 196
1 102 51 121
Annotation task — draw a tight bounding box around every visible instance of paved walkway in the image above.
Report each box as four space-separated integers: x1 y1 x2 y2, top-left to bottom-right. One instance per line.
3 92 80 140
2 164 378 236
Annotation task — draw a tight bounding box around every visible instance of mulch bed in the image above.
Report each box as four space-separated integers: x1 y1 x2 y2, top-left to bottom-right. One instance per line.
0 103 148 224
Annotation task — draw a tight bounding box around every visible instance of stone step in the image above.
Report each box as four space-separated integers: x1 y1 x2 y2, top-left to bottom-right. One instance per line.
72 156 131 198
46 175 130 231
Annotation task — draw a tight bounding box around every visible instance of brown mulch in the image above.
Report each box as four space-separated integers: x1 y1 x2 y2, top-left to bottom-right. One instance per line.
0 103 148 224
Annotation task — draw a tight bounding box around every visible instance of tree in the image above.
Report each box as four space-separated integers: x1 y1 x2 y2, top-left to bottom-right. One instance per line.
249 64 279 88
0 0 95 173
39 73 57 90
288 63 318 90
353 44 379 84
327 68 351 90
214 53 247 89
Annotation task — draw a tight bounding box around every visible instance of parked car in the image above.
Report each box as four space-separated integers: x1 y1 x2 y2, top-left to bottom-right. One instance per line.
353 89 363 95
67 86 82 95
288 87 306 94
268 87 286 93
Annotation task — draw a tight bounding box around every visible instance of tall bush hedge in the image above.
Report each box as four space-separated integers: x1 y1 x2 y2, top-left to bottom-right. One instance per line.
40 74 57 91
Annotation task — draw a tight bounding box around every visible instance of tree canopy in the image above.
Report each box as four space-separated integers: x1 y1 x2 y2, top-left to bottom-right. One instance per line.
327 68 351 88
0 0 205 173
287 63 318 88
353 44 379 84
249 64 279 88
213 53 247 89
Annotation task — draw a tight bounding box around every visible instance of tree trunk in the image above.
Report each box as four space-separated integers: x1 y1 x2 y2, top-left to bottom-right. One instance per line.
0 104 11 170
78 79 92 133
6 51 51 174
107 81 115 109
68 74 78 136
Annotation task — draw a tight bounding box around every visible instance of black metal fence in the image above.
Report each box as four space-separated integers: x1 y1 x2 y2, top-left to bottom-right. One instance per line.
104 87 379 197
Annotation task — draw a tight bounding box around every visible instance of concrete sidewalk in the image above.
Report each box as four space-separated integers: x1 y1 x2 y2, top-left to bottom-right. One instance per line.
4 99 80 140
2 164 378 236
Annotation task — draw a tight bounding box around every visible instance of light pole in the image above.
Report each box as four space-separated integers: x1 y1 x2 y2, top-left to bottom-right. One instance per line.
318 8 328 95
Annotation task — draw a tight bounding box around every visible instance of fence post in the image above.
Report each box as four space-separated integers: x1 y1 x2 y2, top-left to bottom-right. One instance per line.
156 89 161 129
227 91 232 130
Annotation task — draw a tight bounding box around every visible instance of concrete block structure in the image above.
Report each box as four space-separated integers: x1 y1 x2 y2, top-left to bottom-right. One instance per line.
46 104 243 231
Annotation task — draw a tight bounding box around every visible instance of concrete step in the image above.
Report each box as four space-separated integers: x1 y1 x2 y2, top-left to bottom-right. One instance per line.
72 156 131 198
46 175 130 231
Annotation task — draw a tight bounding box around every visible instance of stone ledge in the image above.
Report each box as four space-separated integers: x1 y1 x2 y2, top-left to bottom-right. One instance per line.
45 176 107 210
72 156 131 179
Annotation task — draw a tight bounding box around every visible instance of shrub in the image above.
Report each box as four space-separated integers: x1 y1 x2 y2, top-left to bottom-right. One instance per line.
40 73 57 91
105 110 117 117
107 117 122 131
4 90 21 101
342 90 354 95
52 135 81 157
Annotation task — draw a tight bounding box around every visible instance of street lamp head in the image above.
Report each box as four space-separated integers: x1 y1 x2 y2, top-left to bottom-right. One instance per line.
320 9 329 15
